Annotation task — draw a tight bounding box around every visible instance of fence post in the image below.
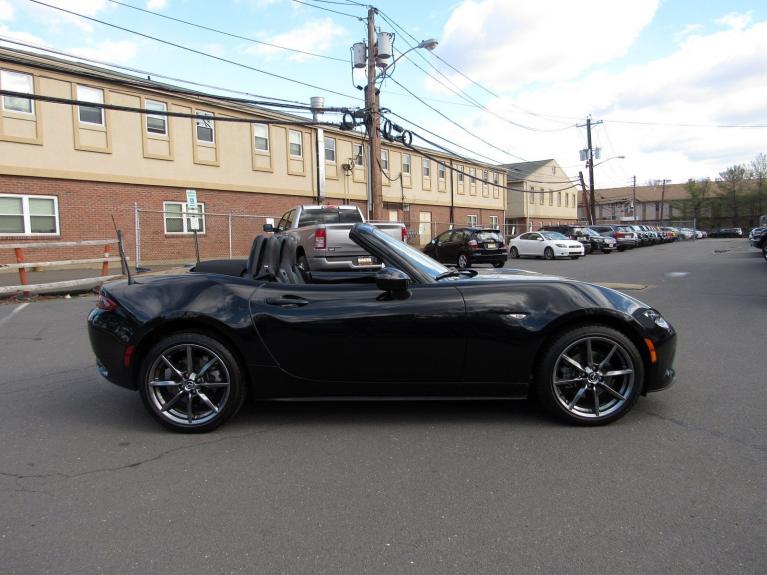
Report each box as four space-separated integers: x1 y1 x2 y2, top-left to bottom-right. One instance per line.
101 244 110 276
134 202 141 271
14 247 30 299
228 212 233 259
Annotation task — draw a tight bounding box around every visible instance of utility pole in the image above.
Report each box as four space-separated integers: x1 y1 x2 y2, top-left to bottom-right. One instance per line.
366 7 384 222
632 175 637 221
659 178 670 223
578 171 591 224
576 116 603 225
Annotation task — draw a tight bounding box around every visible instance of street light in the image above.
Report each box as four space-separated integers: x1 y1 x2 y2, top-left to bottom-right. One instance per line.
592 155 625 168
377 39 439 79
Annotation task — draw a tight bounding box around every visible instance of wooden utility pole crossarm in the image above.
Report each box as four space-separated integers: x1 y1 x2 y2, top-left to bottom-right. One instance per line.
366 7 384 221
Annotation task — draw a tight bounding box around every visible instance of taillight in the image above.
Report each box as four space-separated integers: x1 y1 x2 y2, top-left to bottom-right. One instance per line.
97 292 118 311
314 228 327 249
401 226 407 243
616 232 624 238
468 239 480 250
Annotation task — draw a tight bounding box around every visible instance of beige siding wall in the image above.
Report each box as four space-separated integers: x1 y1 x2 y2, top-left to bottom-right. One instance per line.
506 161 578 220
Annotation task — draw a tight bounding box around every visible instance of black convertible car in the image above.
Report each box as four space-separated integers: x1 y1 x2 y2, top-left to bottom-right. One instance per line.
88 223 676 432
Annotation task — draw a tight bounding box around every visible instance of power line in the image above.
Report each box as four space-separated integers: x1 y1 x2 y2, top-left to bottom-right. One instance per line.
290 0 364 19
0 37 327 109
104 0 349 63
26 0 363 102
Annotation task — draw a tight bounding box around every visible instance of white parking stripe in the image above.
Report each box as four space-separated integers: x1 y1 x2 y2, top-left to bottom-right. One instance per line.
0 302 29 328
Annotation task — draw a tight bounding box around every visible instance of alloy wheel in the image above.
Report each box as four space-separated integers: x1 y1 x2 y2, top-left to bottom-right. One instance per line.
458 254 469 268
551 336 635 419
544 247 554 260
146 343 231 427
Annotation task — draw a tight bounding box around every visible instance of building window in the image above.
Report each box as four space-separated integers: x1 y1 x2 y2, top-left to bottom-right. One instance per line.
557 192 562 206
0 194 59 236
458 166 464 182
565 194 569 207
77 85 104 125
380 149 389 171
467 214 478 226
289 130 303 157
572 193 576 208
422 158 430 178
438 163 446 180
353 143 364 166
489 215 498 228
254 123 269 152
552 166 557 176
549 191 553 206
195 111 214 143
469 167 476 181
1 69 34 115
164 201 206 234
145 99 167 135
493 172 499 185
482 170 488 190
539 189 544 205
402 153 411 174
324 136 335 162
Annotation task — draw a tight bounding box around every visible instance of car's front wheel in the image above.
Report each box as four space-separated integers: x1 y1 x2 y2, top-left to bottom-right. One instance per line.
510 247 520 259
535 325 643 425
139 332 247 433
544 247 555 260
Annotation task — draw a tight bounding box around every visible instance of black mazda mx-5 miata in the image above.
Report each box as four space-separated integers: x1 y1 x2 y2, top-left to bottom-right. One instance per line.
88 223 676 432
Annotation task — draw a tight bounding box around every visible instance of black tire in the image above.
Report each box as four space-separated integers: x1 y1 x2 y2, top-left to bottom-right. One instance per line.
535 324 643 426
617 246 625 252
544 247 555 260
602 249 612 254
510 247 520 259
297 254 310 272
492 261 505 268
457 253 470 268
763 243 767 262
139 332 247 433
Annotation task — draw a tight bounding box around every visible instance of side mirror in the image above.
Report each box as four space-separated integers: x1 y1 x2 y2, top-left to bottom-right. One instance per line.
263 223 274 233
537 237 544 241
375 267 411 293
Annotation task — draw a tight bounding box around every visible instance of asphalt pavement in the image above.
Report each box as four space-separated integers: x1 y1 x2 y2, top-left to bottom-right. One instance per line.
0 238 765 574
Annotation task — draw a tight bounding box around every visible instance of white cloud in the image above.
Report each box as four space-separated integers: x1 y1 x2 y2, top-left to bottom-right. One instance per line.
420 11 767 185
245 17 346 62
146 0 167 10
0 25 49 50
0 0 14 21
437 0 660 91
68 40 139 64
21 0 111 32
674 23 703 43
716 11 752 31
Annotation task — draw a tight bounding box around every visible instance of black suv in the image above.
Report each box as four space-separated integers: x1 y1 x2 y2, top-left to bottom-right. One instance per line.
423 227 507 268
538 225 610 254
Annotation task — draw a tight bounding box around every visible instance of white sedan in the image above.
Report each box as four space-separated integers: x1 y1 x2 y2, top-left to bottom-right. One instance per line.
509 231 585 260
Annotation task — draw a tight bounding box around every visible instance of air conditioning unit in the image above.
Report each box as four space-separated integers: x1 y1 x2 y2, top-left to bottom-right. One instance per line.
402 204 410 212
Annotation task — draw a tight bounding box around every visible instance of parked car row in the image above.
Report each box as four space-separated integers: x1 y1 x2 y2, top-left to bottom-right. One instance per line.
748 227 767 261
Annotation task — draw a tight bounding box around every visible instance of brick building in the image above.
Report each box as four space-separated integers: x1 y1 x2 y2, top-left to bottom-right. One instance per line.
0 47 506 266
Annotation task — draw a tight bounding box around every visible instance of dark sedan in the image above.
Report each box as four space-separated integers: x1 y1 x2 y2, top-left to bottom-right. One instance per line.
423 227 507 268
88 223 677 432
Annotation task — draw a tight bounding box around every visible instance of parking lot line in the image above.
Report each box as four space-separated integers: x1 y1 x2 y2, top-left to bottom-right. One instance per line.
0 302 29 327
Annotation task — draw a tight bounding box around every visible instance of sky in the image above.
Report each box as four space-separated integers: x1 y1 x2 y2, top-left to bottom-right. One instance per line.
1 0 766 188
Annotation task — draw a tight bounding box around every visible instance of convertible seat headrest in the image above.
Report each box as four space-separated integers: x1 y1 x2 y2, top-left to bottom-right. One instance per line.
247 236 268 278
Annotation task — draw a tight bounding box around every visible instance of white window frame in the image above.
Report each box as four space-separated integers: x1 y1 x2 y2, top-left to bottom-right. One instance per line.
77 85 104 126
163 201 206 235
482 169 489 191
324 136 336 162
254 123 269 152
380 149 389 171
422 157 430 178
457 166 464 183
467 214 478 226
438 163 446 181
0 194 59 236
289 129 303 158
145 99 167 136
195 111 215 143
353 143 364 166
1 69 34 115
557 192 562 206
540 189 545 205
402 153 411 174
489 215 499 228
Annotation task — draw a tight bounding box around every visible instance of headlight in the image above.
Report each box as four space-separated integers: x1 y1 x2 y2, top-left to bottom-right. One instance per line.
555 243 567 248
644 309 670 329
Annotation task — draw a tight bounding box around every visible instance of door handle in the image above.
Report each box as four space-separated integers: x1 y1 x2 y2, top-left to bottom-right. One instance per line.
265 296 310 308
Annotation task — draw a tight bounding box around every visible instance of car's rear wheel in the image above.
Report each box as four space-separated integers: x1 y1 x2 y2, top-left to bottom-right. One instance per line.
139 332 246 433
617 246 625 252
510 247 520 259
297 254 310 272
535 325 643 425
457 253 470 268
492 261 505 268
544 247 555 260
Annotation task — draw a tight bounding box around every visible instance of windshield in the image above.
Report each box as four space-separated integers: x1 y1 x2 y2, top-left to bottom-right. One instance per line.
476 231 503 242
541 231 568 240
583 228 601 237
365 226 449 279
298 208 363 227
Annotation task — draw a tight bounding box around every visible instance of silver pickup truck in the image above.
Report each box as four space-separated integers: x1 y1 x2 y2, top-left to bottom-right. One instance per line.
264 205 407 271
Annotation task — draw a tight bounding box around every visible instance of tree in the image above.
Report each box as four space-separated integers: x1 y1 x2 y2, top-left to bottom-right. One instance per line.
684 177 711 224
717 164 749 226
751 152 767 217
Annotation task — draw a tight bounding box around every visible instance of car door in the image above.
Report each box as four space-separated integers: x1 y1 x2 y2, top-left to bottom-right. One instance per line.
515 232 532 255
251 281 466 383
431 230 453 263
528 232 546 256
422 230 445 260
440 229 464 263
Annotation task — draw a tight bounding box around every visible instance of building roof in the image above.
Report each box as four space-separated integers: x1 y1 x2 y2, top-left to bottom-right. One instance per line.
592 182 723 204
502 159 554 181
